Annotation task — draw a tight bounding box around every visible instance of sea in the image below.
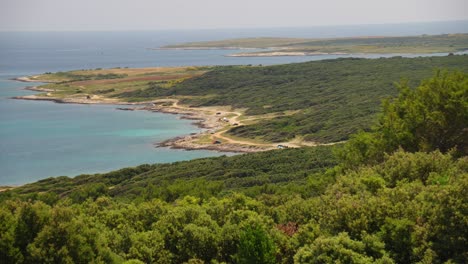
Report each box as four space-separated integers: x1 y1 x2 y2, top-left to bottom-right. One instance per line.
1 21 467 185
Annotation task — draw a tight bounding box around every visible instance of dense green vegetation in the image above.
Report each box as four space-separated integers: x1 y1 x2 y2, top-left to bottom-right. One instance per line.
120 55 468 143
5 146 336 203
1 71 466 263
339 71 468 167
114 81 172 99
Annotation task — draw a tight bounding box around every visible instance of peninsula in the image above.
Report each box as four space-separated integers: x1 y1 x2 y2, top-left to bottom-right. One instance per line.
159 33 468 57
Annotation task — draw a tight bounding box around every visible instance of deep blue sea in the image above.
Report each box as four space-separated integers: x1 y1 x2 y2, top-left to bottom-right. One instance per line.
1 21 467 185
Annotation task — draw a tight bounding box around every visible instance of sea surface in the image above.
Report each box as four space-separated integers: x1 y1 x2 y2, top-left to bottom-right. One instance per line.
0 78 227 185
1 21 467 185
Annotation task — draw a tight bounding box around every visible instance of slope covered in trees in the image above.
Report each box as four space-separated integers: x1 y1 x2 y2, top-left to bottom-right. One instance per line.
1 72 467 263
125 55 468 143
5 146 336 203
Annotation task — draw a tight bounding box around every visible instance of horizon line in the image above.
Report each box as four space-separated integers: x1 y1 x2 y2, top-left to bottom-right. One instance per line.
1 19 467 33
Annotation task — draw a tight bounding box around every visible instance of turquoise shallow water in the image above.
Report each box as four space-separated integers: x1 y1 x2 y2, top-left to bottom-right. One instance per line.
0 78 226 185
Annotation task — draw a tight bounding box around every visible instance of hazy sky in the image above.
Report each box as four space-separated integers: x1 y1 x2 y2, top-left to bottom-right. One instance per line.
1 0 467 31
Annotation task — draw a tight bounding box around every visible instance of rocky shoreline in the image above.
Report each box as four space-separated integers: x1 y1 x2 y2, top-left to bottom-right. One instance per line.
142 103 274 153
155 135 267 153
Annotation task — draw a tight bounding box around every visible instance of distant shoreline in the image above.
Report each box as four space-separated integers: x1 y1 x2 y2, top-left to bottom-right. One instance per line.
226 51 349 57
158 33 468 57
151 47 259 51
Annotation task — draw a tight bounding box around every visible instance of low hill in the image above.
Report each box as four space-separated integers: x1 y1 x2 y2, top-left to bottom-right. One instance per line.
152 55 468 142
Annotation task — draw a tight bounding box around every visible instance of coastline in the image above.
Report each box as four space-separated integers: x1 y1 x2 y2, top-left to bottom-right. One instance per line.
135 101 277 153
153 47 259 51
155 47 349 57
13 94 134 105
147 103 273 153
24 86 55 92
226 51 349 57
12 78 276 153
12 76 54 83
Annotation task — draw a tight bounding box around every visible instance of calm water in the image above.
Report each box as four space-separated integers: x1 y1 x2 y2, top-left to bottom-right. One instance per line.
1 21 467 185
0 78 226 185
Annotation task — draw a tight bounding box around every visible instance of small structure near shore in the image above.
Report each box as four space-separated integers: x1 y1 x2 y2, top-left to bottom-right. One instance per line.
277 144 288 149
213 140 222 144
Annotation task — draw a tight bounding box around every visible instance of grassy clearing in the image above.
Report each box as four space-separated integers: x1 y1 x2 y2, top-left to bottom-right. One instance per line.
30 66 209 101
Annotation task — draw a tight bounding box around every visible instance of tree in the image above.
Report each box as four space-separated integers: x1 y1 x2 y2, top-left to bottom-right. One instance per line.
14 201 50 260
379 71 467 154
339 71 468 167
294 233 394 264
0 207 22 263
234 224 276 264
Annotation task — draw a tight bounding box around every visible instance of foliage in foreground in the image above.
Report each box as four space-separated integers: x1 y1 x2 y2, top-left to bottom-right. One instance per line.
1 71 467 263
1 150 465 263
339 71 467 167
4 146 336 203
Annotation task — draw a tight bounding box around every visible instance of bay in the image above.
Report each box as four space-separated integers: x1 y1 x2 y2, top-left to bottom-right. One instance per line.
0 78 224 185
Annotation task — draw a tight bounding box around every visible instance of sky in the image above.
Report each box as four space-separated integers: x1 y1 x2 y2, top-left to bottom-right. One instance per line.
1 0 467 31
